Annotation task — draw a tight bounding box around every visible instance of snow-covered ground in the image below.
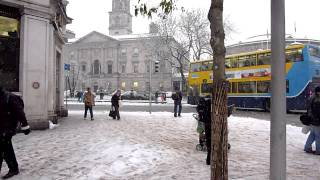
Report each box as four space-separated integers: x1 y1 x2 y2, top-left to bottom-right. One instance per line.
2 111 320 179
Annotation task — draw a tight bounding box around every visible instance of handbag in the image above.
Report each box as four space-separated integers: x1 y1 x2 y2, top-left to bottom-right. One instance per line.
109 106 116 118
300 114 312 126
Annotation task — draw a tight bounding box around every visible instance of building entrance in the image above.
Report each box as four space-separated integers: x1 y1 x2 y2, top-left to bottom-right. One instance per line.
0 5 20 91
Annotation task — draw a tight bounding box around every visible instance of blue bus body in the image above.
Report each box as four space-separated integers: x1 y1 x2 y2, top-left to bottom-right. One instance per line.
228 44 320 111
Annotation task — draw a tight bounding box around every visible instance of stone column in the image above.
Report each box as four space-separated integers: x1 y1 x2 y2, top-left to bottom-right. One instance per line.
20 13 51 129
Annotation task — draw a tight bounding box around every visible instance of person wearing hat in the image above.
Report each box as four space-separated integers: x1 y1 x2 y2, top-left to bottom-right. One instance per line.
0 87 30 179
304 86 320 155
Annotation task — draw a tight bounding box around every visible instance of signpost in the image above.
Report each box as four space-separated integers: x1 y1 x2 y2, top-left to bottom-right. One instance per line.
64 63 70 109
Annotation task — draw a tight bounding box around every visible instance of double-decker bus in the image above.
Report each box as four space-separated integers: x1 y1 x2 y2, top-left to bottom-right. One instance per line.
187 43 320 111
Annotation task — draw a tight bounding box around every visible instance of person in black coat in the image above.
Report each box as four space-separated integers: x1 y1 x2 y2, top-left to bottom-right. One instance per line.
111 90 121 120
304 86 320 154
172 90 183 117
197 97 233 165
0 87 30 179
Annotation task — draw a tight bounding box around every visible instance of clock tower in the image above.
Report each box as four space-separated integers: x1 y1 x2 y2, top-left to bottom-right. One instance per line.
109 0 132 36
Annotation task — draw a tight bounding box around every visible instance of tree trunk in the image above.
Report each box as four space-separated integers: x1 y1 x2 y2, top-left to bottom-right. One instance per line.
208 0 228 179
211 80 228 179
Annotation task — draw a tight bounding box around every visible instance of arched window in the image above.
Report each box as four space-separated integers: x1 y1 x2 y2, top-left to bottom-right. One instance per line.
93 60 100 75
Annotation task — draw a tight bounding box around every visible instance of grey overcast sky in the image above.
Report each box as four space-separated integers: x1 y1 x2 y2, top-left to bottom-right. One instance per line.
66 0 320 45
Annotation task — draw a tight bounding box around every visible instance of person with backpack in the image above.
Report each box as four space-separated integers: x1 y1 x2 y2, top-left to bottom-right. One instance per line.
0 86 30 179
304 86 320 155
83 87 95 121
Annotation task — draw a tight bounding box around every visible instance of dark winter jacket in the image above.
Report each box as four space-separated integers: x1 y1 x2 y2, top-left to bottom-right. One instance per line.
196 97 234 127
172 91 182 104
197 98 211 126
0 90 29 136
308 95 320 126
111 94 120 107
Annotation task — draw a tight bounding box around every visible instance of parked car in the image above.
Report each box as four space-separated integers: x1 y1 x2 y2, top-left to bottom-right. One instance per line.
121 90 149 100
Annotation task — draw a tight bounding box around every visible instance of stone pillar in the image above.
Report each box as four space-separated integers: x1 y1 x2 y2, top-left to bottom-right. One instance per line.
47 25 57 122
20 14 51 129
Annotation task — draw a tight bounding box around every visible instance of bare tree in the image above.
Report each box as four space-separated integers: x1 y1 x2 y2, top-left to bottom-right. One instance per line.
135 0 229 179
156 16 190 90
179 9 211 60
67 63 80 97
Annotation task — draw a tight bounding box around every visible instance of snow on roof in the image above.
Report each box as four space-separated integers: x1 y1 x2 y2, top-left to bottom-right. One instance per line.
110 33 159 41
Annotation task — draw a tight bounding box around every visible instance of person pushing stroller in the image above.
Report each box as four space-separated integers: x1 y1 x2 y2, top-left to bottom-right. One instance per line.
196 96 234 165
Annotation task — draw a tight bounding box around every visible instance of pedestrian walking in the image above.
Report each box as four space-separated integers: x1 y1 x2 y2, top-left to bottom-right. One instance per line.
0 87 30 179
76 91 81 102
172 90 182 117
111 90 121 120
304 86 320 154
83 87 95 120
155 91 159 104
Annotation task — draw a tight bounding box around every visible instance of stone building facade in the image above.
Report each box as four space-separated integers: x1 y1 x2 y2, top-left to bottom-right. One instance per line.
63 0 186 94
0 0 72 129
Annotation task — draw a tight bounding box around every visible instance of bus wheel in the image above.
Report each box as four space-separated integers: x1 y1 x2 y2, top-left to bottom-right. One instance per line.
264 99 270 112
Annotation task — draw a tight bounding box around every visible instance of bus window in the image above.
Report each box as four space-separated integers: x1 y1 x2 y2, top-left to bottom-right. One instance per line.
227 82 232 93
225 58 232 68
200 62 209 71
208 61 213 70
190 63 200 72
309 47 320 58
286 49 303 62
258 53 271 65
232 82 237 93
238 56 248 67
238 81 256 93
248 54 257 66
257 81 270 93
231 58 238 68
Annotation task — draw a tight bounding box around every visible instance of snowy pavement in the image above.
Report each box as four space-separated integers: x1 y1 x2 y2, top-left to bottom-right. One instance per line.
2 111 320 179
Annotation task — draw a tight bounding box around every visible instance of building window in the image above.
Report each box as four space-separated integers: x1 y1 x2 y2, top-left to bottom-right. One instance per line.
107 48 113 58
121 82 126 88
81 64 86 72
133 82 138 87
146 64 150 73
121 64 126 73
115 16 120 25
93 60 100 74
121 48 126 56
0 8 20 92
133 48 139 56
108 64 112 74
133 63 138 73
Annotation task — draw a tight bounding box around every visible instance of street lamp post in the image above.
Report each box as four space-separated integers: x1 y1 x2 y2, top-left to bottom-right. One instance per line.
149 58 152 114
270 0 286 179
